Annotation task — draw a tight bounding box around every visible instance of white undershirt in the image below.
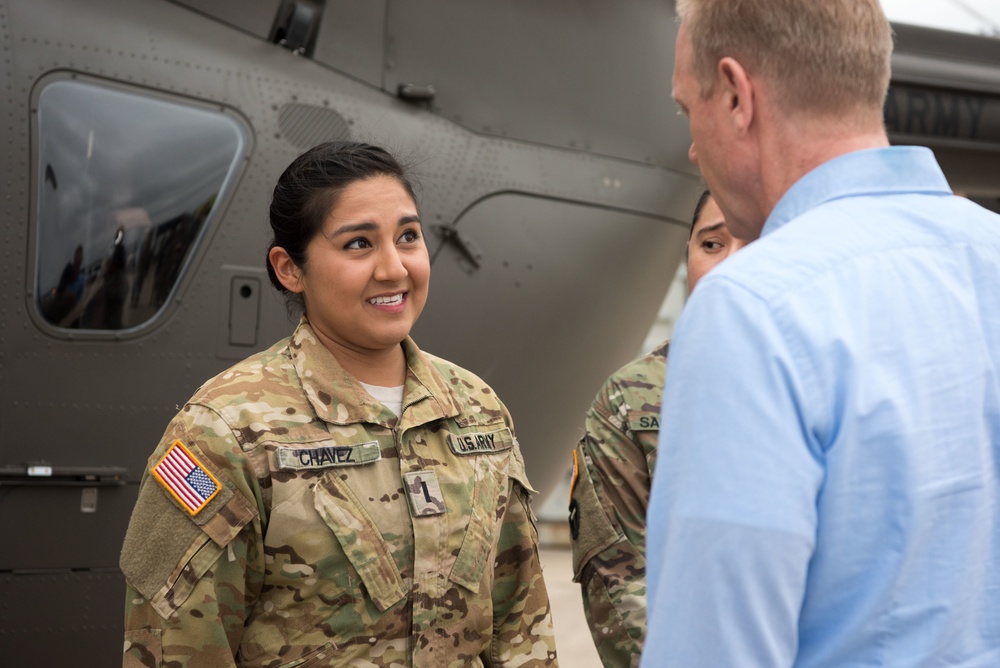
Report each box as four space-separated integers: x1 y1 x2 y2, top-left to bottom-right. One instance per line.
360 382 405 418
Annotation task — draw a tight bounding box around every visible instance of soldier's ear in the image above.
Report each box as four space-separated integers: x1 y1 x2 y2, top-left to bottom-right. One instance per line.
269 246 304 293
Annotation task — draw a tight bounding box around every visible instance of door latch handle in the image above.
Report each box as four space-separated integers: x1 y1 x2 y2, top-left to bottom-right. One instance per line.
434 224 483 272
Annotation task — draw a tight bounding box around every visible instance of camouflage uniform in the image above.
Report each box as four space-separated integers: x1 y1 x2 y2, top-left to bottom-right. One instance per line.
121 319 557 667
568 341 668 668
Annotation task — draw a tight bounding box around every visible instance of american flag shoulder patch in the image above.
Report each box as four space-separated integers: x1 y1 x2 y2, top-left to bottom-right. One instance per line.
151 440 222 516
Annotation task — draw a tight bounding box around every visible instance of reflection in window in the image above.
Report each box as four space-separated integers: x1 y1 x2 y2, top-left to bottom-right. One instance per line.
35 80 246 330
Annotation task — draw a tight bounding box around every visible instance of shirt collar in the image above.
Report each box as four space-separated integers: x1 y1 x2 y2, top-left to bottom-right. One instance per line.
289 317 461 428
763 146 952 237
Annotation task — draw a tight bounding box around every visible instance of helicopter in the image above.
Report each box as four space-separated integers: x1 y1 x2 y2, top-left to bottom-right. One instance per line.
1 0 999 664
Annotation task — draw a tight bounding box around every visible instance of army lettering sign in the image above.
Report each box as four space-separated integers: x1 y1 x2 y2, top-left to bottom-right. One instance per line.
446 427 514 455
885 84 1000 143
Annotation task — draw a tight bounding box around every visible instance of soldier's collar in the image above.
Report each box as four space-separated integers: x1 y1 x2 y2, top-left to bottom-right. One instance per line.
289 319 460 427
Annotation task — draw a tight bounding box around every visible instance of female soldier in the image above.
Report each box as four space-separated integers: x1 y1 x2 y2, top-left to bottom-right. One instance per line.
568 191 746 667
120 141 558 667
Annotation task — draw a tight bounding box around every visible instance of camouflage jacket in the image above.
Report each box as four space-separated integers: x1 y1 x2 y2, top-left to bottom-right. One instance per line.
568 341 667 668
121 319 557 668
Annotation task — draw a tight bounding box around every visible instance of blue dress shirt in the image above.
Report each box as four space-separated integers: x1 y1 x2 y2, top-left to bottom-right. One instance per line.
643 147 1000 667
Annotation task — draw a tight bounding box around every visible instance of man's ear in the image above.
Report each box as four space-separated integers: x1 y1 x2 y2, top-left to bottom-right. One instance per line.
269 246 305 293
717 57 754 134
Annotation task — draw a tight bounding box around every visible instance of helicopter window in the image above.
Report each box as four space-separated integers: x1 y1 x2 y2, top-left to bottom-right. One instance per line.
34 79 246 331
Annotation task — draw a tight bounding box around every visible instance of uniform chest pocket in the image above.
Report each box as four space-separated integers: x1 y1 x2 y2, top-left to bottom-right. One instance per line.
449 457 507 593
312 473 406 613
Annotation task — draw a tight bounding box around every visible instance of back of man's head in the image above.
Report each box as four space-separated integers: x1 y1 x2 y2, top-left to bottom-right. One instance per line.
676 0 893 122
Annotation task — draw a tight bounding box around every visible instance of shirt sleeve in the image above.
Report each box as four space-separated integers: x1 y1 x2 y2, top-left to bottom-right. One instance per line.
641 279 824 668
569 385 651 668
121 407 265 667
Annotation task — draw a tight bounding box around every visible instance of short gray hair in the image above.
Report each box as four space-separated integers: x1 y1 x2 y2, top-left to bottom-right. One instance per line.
676 0 893 118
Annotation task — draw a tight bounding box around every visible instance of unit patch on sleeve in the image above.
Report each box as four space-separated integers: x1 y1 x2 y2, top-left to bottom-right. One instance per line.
276 440 382 470
446 427 514 455
151 440 222 516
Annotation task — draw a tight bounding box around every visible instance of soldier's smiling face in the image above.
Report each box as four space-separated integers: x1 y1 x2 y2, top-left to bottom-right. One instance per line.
291 174 430 356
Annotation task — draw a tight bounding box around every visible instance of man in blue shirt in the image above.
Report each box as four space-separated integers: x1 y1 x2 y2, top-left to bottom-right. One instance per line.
643 1 1000 666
